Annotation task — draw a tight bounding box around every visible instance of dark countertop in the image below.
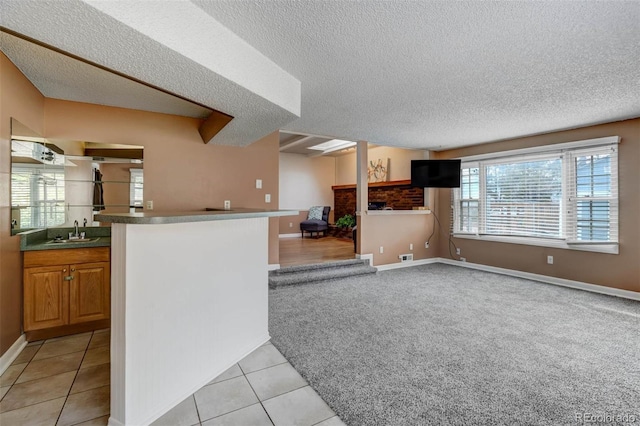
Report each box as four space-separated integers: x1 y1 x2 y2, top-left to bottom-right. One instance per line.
19 227 112 251
95 208 299 224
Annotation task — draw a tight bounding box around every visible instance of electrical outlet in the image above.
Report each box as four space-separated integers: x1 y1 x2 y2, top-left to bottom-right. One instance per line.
224 200 231 210
289 222 293 228
547 255 554 265
409 243 413 250
379 246 384 254
425 242 429 249
146 200 153 210
460 257 467 262
265 194 271 203
456 248 461 255
399 254 414 262
256 179 262 189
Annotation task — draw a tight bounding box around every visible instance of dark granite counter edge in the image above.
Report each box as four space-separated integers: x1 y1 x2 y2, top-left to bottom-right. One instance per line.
95 208 299 224
23 238 111 251
19 226 112 251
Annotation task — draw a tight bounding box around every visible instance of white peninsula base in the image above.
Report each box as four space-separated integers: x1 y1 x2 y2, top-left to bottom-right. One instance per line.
107 216 271 425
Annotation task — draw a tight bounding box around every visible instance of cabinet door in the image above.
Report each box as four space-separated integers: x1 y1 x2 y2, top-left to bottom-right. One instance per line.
24 265 69 331
69 262 110 324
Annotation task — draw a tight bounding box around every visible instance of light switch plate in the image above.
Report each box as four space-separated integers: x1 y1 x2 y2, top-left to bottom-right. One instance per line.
256 179 262 189
265 194 271 203
146 200 153 210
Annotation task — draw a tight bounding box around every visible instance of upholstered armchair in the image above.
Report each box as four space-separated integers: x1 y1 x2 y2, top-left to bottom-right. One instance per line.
300 206 331 238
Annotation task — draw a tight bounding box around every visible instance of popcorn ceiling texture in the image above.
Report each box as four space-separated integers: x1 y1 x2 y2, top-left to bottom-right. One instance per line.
2 1 639 149
1 0 301 146
199 1 640 149
0 33 212 119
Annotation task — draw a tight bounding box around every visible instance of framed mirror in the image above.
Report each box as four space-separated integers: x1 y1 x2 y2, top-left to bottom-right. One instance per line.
10 118 144 233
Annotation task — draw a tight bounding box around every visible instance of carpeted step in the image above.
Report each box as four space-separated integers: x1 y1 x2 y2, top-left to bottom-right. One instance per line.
271 259 370 275
269 260 376 288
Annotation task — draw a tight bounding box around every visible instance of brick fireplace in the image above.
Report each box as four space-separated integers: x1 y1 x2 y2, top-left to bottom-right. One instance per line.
332 180 425 220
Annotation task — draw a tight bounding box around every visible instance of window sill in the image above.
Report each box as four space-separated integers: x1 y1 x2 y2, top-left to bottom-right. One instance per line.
452 233 619 255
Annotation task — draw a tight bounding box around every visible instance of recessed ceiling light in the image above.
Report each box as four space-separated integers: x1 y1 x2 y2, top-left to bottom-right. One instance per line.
307 139 356 153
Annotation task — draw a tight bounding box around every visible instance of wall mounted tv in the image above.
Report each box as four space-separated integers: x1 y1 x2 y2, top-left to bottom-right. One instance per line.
411 159 462 188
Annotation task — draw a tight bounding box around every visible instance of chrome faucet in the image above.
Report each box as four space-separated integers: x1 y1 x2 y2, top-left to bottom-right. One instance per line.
74 220 79 238
83 218 88 228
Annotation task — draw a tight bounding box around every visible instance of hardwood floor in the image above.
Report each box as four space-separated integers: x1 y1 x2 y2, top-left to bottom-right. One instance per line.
279 236 355 267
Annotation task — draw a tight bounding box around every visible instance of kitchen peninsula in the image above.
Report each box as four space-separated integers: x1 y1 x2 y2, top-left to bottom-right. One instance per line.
95 208 297 426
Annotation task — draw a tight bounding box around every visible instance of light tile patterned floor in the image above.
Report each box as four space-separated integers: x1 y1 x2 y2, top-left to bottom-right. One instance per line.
0 331 344 426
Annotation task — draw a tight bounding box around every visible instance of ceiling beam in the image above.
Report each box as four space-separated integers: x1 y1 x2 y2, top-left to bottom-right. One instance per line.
279 135 317 152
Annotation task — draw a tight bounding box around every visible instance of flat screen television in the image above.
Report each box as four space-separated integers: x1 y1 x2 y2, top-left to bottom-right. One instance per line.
411 159 461 188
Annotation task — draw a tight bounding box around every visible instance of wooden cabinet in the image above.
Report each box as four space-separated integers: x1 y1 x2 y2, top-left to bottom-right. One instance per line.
69 262 110 324
24 265 69 330
24 247 110 334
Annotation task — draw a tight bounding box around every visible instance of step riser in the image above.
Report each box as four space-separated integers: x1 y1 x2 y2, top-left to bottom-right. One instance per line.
272 259 370 275
269 265 377 288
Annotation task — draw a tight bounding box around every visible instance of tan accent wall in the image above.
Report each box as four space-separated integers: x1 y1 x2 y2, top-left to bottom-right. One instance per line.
434 119 640 292
0 53 46 355
1 57 284 357
43 99 280 264
335 146 426 185
360 213 438 265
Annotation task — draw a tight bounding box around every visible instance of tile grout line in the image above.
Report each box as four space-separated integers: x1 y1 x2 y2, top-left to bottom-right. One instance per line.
55 331 93 426
241 366 276 426
192 394 202 425
239 360 289 377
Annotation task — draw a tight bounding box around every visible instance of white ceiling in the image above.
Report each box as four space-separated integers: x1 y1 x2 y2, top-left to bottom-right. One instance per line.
2 1 639 150
0 32 212 119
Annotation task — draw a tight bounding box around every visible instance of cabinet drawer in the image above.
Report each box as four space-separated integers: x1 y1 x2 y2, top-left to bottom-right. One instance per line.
24 247 110 267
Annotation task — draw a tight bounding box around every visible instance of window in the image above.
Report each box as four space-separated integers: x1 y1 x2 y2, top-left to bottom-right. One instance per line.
453 137 619 253
12 165 66 228
129 169 144 208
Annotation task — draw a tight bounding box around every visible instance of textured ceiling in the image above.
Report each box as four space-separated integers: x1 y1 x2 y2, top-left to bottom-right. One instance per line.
197 1 640 150
1 0 301 147
0 32 212 119
2 1 639 150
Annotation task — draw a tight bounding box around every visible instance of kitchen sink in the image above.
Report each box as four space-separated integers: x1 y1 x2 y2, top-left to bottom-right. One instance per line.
46 237 100 244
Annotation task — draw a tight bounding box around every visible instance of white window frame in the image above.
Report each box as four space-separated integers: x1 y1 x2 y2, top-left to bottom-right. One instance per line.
129 168 144 208
11 164 66 229
453 136 619 254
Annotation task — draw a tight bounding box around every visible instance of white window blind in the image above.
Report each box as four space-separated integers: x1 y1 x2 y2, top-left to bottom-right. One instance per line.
565 145 618 244
484 154 562 238
11 165 65 228
129 169 144 208
453 138 619 252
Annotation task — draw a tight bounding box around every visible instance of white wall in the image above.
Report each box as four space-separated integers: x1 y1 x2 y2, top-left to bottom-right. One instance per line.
110 218 269 425
279 153 335 209
335 146 427 185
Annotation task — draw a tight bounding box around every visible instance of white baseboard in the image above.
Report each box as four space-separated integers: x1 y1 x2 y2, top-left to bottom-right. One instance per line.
279 233 301 239
268 264 280 271
107 419 125 426
356 253 374 265
376 258 439 271
0 334 27 375
435 258 640 301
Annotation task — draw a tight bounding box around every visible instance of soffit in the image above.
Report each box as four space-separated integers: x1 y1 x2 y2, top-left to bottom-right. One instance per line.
1 32 212 119
1 0 301 147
